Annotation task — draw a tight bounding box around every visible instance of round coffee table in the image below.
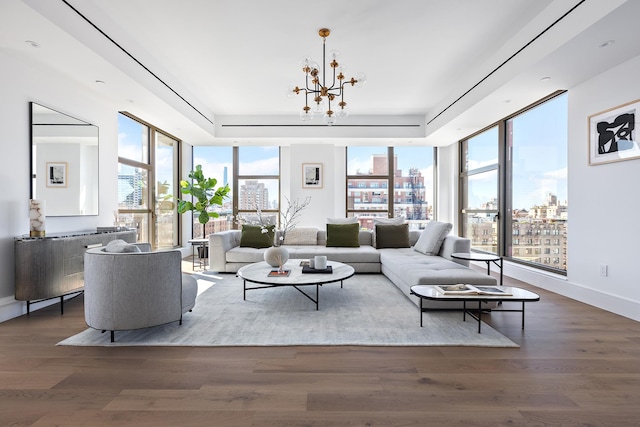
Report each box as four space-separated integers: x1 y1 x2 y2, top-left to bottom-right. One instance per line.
237 259 355 310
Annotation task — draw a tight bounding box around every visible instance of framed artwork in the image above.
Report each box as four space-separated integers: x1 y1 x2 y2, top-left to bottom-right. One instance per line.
588 99 640 165
46 162 67 187
302 163 323 188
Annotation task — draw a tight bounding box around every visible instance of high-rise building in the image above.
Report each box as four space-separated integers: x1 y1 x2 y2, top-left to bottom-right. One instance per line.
238 180 269 211
347 155 429 229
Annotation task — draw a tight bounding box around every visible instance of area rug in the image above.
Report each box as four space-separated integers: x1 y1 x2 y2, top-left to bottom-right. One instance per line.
58 274 518 347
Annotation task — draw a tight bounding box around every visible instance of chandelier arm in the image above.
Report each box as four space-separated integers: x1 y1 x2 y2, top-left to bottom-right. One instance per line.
326 66 338 92
322 36 327 90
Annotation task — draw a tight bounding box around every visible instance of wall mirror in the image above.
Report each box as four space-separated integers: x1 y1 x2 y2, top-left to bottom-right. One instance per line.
30 102 99 216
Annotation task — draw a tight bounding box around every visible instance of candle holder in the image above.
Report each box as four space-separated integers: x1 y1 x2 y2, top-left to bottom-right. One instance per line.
29 199 46 237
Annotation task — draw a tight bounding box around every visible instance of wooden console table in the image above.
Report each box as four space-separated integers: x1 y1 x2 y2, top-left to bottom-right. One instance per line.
14 229 136 314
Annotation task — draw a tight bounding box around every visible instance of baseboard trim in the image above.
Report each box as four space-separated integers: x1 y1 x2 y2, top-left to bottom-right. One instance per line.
0 295 68 323
500 261 640 322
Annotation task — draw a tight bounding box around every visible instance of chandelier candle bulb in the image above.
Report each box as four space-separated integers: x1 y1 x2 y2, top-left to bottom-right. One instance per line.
293 28 366 125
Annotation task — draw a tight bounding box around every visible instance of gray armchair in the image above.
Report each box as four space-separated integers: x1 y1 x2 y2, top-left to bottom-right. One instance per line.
84 242 197 342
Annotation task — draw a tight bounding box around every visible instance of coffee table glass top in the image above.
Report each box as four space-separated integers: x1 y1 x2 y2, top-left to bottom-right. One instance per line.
451 252 501 261
237 259 355 285
411 285 539 301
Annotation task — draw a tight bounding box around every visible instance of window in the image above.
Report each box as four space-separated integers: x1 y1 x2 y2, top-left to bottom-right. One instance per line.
459 127 499 253
507 92 567 272
192 146 280 234
117 113 180 248
347 146 435 230
459 91 567 274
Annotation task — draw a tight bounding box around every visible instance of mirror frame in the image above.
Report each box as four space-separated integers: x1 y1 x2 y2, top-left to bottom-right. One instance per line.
30 102 100 216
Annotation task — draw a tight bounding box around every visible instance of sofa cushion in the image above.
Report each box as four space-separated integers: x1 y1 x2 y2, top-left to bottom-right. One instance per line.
226 247 270 263
326 223 360 247
283 227 318 245
287 245 380 263
239 224 274 249
375 223 410 249
104 239 141 253
413 221 452 255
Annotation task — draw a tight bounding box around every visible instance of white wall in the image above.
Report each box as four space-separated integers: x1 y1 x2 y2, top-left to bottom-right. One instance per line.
0 51 119 320
472 55 640 322
288 144 346 225
564 55 640 320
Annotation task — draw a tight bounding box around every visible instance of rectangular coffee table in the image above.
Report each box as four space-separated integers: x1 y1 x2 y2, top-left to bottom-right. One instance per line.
410 285 540 333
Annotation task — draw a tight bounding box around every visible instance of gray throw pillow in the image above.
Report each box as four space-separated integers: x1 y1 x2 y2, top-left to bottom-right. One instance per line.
375 223 410 249
372 217 405 246
413 221 452 255
104 239 141 253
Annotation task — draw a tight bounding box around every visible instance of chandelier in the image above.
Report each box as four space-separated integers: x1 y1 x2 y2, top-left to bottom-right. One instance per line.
290 28 366 125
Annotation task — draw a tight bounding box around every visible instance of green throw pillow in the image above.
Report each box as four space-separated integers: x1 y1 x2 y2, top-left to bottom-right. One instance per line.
375 223 410 249
240 224 275 248
326 223 360 247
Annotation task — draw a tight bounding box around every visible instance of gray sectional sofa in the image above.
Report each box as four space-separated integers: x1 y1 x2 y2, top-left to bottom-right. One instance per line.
209 224 498 307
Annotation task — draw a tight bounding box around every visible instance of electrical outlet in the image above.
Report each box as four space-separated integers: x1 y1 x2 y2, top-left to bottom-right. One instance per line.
600 264 608 277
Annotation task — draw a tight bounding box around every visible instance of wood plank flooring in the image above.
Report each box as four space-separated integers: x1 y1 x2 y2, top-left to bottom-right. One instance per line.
1 272 639 426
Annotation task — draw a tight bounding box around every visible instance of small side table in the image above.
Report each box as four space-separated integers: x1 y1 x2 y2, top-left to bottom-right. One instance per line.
188 238 209 270
451 252 503 286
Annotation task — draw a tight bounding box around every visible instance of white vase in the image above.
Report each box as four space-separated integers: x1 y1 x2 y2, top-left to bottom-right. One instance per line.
264 246 289 268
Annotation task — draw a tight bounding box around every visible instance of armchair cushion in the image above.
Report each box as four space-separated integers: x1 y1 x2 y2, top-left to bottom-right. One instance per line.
104 239 141 253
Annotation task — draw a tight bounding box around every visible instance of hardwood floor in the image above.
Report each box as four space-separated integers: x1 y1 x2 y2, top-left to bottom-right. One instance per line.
1 272 639 426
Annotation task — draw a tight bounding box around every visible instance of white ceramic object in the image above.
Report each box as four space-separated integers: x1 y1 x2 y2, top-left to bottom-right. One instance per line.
314 255 327 270
264 246 289 268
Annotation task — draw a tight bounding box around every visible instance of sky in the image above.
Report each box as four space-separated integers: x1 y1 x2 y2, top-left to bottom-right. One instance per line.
466 92 568 210
194 146 280 209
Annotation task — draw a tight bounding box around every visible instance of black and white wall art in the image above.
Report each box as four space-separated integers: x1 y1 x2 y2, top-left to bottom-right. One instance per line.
589 99 640 165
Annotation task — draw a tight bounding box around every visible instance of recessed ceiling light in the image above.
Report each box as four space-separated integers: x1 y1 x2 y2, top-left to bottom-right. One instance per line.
599 40 615 48
541 76 551 82
25 40 40 48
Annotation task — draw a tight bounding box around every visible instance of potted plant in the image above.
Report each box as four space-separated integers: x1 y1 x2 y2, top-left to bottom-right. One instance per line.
176 165 230 243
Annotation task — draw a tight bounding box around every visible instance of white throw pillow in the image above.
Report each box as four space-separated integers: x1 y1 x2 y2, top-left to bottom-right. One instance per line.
413 221 452 255
104 239 141 253
283 227 318 245
326 217 358 224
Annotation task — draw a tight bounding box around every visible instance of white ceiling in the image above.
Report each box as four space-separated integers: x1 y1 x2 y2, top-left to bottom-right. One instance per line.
2 0 639 146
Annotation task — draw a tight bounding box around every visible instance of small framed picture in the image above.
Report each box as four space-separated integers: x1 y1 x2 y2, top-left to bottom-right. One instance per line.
46 162 67 187
302 163 323 188
588 99 640 165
